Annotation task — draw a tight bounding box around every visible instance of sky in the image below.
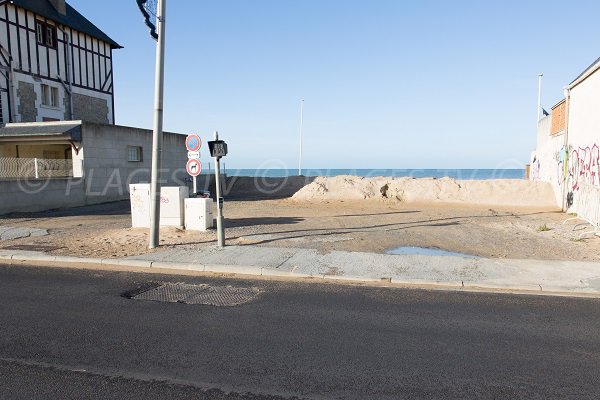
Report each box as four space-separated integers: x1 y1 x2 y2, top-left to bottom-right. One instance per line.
69 0 600 169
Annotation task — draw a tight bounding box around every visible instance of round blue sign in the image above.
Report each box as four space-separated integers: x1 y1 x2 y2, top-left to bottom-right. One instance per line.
186 134 202 152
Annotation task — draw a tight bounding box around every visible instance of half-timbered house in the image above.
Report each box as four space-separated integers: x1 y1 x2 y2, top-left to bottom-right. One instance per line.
0 0 121 125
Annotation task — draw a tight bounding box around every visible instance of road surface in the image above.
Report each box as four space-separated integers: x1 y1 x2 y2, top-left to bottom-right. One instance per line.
0 263 599 399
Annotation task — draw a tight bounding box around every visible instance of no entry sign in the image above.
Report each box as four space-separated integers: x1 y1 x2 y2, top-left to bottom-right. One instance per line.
186 134 202 152
186 159 202 177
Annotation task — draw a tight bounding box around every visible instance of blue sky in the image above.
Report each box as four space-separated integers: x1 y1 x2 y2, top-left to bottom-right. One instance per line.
70 0 600 169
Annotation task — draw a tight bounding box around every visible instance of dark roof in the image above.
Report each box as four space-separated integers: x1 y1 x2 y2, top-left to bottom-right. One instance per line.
570 56 600 85
5 0 122 48
0 121 82 140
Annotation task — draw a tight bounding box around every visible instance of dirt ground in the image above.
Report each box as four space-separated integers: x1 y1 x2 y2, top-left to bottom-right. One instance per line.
1 199 599 261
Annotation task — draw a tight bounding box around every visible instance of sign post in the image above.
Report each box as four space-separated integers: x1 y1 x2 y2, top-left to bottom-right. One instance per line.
208 132 228 248
185 134 202 195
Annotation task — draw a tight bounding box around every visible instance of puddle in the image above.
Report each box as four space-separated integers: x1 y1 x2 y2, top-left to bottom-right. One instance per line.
385 246 479 258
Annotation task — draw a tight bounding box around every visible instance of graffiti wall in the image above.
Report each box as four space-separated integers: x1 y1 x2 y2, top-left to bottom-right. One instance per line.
532 136 600 210
565 145 600 206
530 115 564 208
531 64 600 214
550 144 600 208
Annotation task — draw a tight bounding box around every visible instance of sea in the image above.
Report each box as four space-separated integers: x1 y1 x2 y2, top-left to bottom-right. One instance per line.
221 169 525 180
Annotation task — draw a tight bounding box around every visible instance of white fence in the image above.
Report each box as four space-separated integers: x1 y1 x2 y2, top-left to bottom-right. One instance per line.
0 157 73 179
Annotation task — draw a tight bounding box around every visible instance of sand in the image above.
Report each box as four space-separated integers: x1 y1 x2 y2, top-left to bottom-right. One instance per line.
291 176 557 208
1 197 598 262
2 176 594 262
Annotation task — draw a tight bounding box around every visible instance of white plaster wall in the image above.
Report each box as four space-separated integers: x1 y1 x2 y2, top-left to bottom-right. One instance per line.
12 73 113 123
13 72 67 122
567 69 600 190
530 115 564 207
531 67 600 212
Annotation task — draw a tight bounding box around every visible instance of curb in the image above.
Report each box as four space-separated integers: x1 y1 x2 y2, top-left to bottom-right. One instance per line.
1 251 599 298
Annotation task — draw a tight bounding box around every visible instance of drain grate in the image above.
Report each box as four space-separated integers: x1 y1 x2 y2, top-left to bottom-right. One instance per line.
128 282 261 306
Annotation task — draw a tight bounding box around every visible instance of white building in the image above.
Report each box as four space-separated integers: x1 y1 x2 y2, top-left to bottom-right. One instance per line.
0 0 120 124
531 57 600 217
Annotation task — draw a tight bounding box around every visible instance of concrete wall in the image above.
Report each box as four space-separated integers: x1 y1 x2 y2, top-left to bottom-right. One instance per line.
0 178 86 214
0 122 188 214
531 66 600 212
78 123 188 204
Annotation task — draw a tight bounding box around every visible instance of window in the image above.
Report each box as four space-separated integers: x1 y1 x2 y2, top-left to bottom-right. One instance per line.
35 20 56 48
550 100 567 135
36 23 44 44
128 146 143 162
50 86 58 107
41 84 59 107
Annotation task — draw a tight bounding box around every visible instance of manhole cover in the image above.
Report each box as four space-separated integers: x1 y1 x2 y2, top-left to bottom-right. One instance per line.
125 282 261 307
2 244 61 252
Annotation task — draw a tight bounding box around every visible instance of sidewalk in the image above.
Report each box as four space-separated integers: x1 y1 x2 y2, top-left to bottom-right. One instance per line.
1 244 600 296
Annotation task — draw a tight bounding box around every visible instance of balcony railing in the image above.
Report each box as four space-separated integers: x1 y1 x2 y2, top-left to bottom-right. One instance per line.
0 157 73 179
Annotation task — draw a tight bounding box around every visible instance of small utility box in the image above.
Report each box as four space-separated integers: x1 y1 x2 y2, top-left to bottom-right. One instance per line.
130 183 151 228
159 186 189 228
184 198 214 231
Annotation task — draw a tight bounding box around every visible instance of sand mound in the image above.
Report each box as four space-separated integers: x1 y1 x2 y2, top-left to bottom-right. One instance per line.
291 176 558 207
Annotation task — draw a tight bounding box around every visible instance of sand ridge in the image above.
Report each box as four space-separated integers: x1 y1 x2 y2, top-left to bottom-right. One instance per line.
292 176 557 207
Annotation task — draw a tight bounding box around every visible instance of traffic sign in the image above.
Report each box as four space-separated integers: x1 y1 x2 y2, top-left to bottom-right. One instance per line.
185 134 202 152
208 140 228 158
187 151 200 159
186 159 202 177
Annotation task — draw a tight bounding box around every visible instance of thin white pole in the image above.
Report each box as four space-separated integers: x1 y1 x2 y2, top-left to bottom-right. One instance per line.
537 73 543 124
149 0 167 249
299 99 304 176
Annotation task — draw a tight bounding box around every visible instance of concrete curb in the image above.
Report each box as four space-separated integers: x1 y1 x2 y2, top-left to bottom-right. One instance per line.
150 261 205 272
204 264 263 276
261 268 315 279
324 274 390 283
102 259 153 268
53 255 105 264
2 251 600 298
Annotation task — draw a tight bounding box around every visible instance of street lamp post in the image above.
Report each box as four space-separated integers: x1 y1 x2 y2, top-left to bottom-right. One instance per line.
148 0 167 249
298 99 304 176
537 73 543 124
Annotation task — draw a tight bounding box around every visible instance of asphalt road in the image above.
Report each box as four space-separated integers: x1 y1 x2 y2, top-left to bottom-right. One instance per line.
0 263 599 399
